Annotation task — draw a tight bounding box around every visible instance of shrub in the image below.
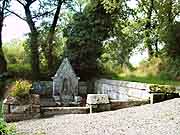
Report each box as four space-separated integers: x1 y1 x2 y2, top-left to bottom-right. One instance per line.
0 119 16 135
0 100 16 135
10 80 32 99
3 40 30 65
8 64 32 79
149 84 176 93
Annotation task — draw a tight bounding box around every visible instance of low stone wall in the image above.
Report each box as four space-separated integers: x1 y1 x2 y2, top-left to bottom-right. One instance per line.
95 79 180 103
95 79 150 101
32 81 53 97
32 81 89 97
110 100 149 110
150 93 179 104
3 94 41 122
41 107 90 117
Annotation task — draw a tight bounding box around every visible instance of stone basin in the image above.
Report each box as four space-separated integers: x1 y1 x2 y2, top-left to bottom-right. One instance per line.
86 94 110 105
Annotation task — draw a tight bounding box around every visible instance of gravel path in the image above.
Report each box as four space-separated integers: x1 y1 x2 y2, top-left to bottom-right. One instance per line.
12 98 180 135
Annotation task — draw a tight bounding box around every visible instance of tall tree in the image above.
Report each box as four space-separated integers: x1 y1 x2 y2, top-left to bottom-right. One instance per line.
144 0 154 57
15 0 40 80
14 0 61 80
64 0 114 80
46 0 65 74
0 0 10 75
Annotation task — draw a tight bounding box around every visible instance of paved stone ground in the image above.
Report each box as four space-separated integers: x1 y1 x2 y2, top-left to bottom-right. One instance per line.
11 98 180 135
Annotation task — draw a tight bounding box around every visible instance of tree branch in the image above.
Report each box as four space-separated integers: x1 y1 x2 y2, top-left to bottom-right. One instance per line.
32 8 56 19
4 8 26 21
16 0 25 6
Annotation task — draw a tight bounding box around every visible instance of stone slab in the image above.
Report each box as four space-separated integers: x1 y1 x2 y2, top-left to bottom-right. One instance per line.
41 107 89 117
86 94 110 105
10 105 30 113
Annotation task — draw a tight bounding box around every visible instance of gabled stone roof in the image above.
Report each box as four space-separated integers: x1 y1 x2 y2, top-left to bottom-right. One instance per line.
52 58 77 79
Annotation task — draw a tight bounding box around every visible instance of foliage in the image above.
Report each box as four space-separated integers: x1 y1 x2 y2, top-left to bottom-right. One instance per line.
1 0 180 84
149 84 176 93
64 0 114 80
160 57 180 80
99 0 141 73
136 57 164 77
0 100 16 135
38 23 66 74
8 64 32 79
63 0 133 80
10 80 32 99
3 40 30 65
111 56 180 86
136 56 180 80
162 22 180 59
0 0 11 74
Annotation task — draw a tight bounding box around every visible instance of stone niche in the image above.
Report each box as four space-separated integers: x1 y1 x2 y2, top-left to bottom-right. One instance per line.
52 58 79 106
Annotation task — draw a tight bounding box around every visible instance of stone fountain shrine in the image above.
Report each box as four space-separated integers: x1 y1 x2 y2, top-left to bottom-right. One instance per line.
52 58 80 106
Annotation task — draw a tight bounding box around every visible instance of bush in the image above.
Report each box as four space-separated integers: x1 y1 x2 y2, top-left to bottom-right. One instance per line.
149 84 176 93
161 57 180 80
3 40 30 65
0 119 16 135
0 101 16 135
10 80 32 99
8 64 32 79
135 56 180 81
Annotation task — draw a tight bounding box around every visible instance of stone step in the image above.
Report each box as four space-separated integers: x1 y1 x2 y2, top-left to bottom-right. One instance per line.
40 97 57 107
41 107 90 117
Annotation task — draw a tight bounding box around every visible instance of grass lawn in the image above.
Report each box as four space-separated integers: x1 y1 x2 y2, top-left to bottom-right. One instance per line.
112 74 180 86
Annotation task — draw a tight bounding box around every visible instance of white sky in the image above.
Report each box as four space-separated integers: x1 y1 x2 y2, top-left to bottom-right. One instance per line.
3 15 30 42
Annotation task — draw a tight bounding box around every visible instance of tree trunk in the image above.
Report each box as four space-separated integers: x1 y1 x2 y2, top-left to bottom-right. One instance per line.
145 0 154 58
0 15 7 75
24 5 40 80
155 39 159 57
167 0 173 24
30 32 40 80
47 0 63 74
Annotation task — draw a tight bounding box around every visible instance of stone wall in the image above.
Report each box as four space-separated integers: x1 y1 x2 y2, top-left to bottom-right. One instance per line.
79 82 88 95
94 79 180 101
3 94 41 122
32 81 53 97
32 81 89 97
95 79 151 101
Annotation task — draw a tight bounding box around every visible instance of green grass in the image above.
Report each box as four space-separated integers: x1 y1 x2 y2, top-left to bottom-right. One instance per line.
112 74 180 86
8 64 32 79
8 64 31 73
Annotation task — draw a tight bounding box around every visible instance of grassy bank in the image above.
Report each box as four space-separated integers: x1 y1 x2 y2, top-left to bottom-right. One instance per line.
112 74 180 86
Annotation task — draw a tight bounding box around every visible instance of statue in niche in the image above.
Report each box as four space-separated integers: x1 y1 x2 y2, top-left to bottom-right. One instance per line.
62 78 69 95
61 77 74 104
